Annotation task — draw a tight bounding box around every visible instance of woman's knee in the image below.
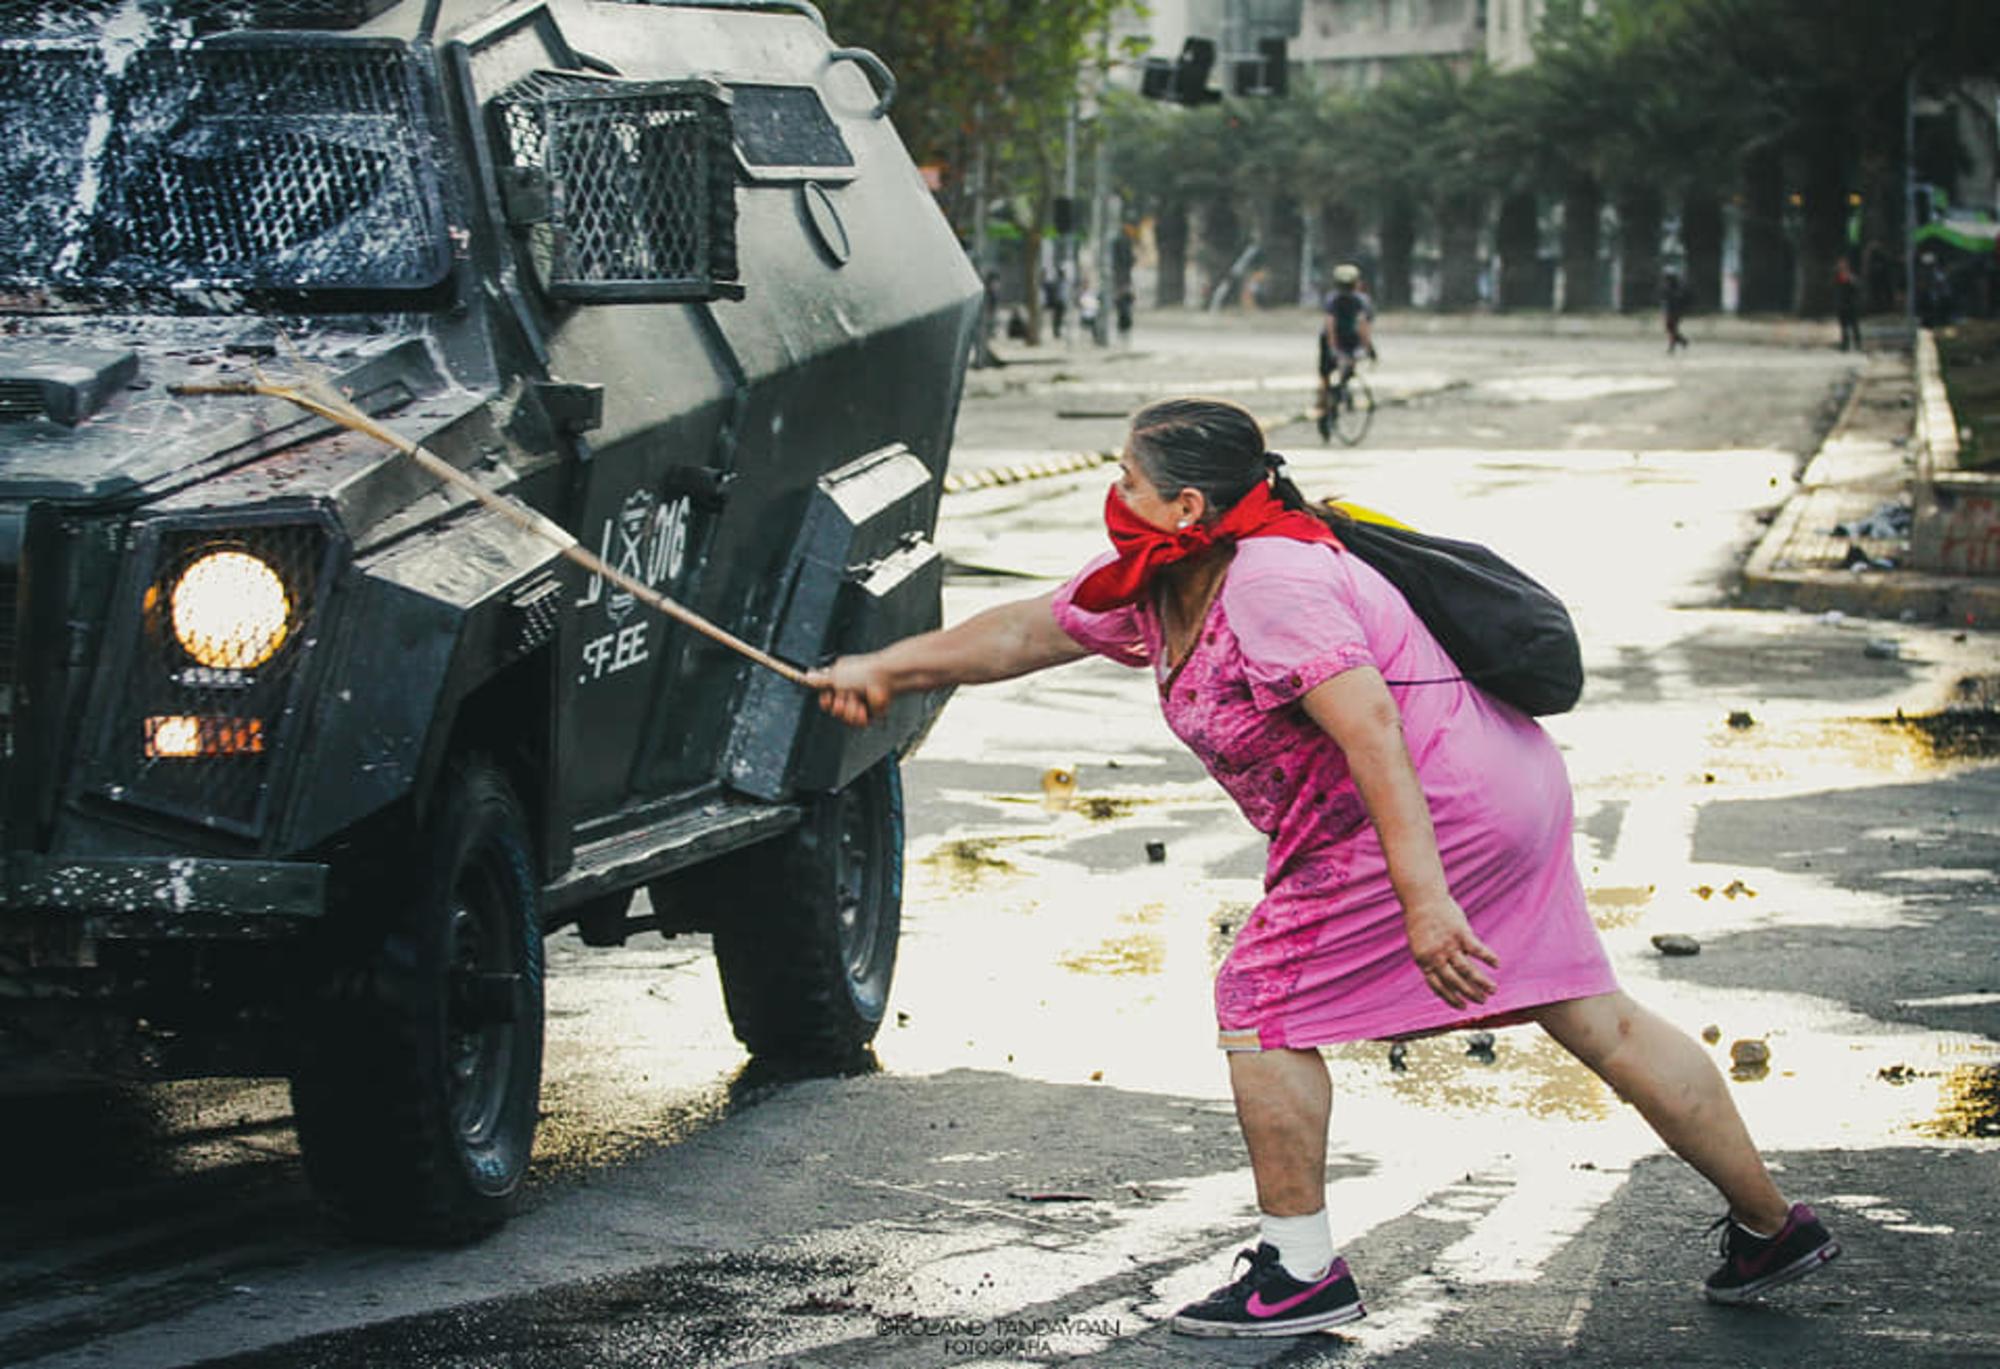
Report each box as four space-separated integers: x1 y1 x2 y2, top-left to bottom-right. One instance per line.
1532 991 1642 1070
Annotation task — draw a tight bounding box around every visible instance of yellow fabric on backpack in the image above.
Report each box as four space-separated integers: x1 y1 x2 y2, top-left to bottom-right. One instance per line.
1323 499 1413 531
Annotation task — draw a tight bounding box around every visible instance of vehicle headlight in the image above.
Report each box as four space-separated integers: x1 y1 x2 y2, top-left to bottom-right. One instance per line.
170 549 292 670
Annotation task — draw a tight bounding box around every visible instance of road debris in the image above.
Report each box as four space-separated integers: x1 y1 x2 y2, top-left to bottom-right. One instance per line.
1727 710 1756 729
1701 1024 1722 1044
1041 766 1078 811
1729 1039 1771 1070
1650 933 1701 956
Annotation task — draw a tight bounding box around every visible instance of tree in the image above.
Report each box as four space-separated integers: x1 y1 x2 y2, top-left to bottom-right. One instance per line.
1105 92 1238 308
817 0 1135 339
1349 61 1501 311
1670 0 2000 316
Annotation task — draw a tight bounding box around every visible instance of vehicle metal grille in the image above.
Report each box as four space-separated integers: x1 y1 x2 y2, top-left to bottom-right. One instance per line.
100 520 334 836
492 73 739 302
0 45 95 287
0 381 42 422
0 1 391 34
0 39 446 293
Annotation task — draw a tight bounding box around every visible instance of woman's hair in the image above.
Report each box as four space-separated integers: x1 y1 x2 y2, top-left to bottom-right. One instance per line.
1126 396 1335 527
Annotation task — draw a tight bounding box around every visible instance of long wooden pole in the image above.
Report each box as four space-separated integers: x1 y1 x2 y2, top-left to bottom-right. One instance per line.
170 378 813 687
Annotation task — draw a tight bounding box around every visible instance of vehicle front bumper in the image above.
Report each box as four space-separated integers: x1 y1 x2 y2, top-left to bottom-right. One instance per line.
1 855 327 940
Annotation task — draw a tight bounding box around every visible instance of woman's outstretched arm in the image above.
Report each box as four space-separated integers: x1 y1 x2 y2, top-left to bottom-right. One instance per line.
808 590 1088 726
1300 666 1499 1009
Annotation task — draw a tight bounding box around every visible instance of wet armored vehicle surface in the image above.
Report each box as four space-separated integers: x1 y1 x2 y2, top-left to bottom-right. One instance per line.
0 0 978 1240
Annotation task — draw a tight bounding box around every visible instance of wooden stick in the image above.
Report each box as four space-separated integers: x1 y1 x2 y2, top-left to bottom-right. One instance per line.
170 378 813 687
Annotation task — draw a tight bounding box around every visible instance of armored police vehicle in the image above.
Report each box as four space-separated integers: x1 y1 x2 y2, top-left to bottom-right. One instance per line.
0 0 977 1241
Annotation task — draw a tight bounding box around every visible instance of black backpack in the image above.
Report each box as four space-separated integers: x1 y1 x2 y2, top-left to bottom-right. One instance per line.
1325 506 1584 716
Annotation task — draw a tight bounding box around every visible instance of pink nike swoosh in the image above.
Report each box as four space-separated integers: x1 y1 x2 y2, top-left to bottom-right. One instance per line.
1245 1261 1346 1318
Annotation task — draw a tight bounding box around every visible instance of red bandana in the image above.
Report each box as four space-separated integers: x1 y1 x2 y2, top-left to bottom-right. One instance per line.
1071 480 1343 611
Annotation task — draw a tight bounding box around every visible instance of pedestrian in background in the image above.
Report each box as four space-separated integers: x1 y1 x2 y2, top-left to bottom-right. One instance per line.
808 397 1840 1337
1835 256 1863 352
1662 269 1691 353
1918 253 1952 329
1041 267 1067 341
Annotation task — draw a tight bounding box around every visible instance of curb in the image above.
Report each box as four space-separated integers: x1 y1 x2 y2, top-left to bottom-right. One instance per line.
941 449 1113 495
1739 352 2000 629
943 404 1321 497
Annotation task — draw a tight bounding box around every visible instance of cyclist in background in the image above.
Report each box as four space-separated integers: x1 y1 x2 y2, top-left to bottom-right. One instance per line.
1317 263 1375 439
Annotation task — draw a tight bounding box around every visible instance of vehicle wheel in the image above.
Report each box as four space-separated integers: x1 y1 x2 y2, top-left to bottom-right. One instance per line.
710 760 903 1066
1334 374 1375 445
289 757 545 1243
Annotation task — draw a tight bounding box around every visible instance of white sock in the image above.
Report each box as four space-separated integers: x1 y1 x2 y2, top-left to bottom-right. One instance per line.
1260 1209 1334 1282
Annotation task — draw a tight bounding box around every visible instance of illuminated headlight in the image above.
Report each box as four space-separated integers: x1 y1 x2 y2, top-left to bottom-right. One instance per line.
170 549 292 670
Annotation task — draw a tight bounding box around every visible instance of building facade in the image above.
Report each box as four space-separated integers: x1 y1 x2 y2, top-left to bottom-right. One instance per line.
1293 0 1485 91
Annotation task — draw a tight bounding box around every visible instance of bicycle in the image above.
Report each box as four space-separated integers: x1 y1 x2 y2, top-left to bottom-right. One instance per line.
1316 357 1375 446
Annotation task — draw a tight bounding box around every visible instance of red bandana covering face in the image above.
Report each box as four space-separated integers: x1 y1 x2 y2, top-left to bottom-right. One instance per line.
1071 479 1343 611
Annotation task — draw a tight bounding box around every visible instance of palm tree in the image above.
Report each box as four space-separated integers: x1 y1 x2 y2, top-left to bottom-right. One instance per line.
1349 60 1498 311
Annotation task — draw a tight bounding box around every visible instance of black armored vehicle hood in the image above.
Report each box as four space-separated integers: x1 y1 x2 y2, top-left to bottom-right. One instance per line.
0 324 467 510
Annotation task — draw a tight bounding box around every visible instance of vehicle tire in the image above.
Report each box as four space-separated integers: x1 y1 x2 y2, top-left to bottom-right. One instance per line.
289 757 545 1244
1334 373 1375 445
710 759 903 1066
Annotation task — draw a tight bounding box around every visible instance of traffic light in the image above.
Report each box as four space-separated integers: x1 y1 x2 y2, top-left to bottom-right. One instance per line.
1052 196 1078 236
1149 34 1284 103
1260 37 1288 97
1172 37 1220 105
1231 38 1288 96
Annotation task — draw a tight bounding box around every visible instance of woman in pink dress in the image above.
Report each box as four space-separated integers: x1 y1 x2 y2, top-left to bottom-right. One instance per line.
808 398 1838 1335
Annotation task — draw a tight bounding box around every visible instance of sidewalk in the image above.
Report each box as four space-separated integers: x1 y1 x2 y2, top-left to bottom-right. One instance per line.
1740 346 2000 628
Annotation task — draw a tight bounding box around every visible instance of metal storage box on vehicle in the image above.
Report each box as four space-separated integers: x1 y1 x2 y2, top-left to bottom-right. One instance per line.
0 0 978 1241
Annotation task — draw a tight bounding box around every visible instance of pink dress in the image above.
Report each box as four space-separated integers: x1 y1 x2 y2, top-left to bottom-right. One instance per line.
1051 537 1617 1049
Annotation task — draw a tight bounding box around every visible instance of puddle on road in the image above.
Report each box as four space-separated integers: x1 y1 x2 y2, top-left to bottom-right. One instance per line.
1327 1031 1618 1124
1703 714 1969 786
1919 1063 2000 1139
1586 883 1657 929
1876 705 2000 761
919 835 1037 892
1059 931 1168 978
1058 902 1169 978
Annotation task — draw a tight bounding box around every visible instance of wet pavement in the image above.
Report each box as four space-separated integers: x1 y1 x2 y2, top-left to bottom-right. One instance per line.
3 314 1997 1368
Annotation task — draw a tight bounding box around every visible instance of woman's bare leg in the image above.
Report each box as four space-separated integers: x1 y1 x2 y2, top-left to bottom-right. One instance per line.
1228 1047 1332 1217
1533 991 1789 1232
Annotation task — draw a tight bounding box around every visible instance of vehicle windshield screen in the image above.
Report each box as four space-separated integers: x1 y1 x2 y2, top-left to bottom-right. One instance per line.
0 36 448 305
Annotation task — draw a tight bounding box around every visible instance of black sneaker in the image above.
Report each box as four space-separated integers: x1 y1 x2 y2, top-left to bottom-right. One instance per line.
1704 1203 1841 1304
1171 1242 1365 1338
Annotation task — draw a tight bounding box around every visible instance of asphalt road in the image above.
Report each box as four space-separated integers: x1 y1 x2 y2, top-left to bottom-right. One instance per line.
3 316 1995 1369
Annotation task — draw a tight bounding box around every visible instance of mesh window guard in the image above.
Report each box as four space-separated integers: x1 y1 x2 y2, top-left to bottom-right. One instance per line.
492 72 742 303
0 1 394 34
0 37 447 294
